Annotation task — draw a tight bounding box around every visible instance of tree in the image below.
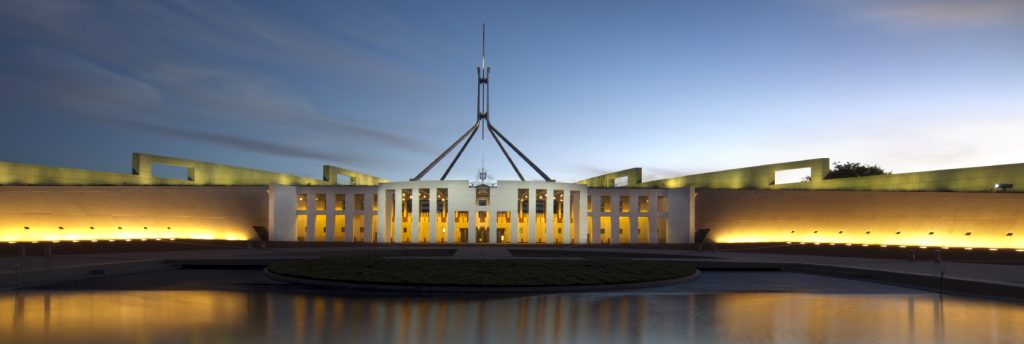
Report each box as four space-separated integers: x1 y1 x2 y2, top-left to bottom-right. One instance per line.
825 161 890 179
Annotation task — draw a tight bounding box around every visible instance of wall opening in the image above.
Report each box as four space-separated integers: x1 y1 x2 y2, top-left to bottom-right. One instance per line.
152 164 191 181
774 167 812 185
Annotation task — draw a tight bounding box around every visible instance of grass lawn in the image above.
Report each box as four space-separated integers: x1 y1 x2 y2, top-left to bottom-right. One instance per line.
268 257 696 287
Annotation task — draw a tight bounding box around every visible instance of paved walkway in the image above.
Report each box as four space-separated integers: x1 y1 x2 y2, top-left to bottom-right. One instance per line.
2 245 1023 294
452 247 511 258
564 247 1024 288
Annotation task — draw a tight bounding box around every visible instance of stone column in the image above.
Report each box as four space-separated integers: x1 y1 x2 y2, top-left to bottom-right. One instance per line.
511 206 519 243
488 209 497 243
545 188 554 244
447 204 455 243
528 188 537 243
590 193 599 245
325 193 336 242
610 195 619 244
305 192 316 241
561 190 570 245
377 188 386 243
393 189 402 243
629 194 639 244
345 194 355 242
469 208 478 244
428 188 437 243
410 191 420 243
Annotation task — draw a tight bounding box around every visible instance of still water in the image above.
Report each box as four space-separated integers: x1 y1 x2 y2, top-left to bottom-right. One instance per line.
2 272 1024 344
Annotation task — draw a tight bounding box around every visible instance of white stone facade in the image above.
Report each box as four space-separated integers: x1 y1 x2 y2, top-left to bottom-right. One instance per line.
269 182 693 244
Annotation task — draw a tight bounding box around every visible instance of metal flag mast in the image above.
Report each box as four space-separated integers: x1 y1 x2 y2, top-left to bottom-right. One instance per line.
411 24 553 182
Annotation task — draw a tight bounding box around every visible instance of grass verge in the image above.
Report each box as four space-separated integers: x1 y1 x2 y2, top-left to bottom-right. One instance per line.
268 258 695 287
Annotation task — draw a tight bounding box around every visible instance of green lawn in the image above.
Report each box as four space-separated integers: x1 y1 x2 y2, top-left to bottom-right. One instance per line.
269 258 696 287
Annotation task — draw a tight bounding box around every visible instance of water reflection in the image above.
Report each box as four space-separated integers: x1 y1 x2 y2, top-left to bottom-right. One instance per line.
2 290 1024 343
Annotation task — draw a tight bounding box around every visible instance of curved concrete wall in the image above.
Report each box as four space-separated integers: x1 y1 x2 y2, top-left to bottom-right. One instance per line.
696 189 1024 250
0 186 266 242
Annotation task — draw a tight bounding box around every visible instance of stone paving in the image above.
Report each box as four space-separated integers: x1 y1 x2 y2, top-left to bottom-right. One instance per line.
2 244 1023 292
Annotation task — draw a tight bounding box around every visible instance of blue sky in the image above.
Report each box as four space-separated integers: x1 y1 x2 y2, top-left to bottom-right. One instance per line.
1 0 1022 182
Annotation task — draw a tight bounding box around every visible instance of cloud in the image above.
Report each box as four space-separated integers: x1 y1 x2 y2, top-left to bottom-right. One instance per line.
0 49 408 166
101 117 375 164
0 1 434 164
143 64 424 148
859 0 1024 27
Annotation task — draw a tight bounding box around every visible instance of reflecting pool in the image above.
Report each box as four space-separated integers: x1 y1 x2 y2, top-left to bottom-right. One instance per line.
2 272 1024 343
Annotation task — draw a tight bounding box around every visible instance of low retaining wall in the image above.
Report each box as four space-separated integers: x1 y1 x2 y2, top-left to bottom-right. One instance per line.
263 267 701 294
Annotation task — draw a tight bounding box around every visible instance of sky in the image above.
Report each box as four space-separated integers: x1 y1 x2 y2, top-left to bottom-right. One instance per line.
1 0 1022 182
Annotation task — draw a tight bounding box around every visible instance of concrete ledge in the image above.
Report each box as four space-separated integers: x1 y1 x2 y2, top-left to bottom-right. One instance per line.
263 267 701 294
790 264 1024 301
682 259 1024 301
0 260 172 291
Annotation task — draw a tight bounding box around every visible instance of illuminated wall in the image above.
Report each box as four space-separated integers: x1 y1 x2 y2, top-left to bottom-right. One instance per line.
577 168 642 188
0 186 266 242
642 159 830 189
776 162 1024 193
634 158 1024 193
0 152 385 186
696 189 1024 250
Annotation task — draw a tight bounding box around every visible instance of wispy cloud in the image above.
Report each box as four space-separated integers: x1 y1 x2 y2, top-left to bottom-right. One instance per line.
856 0 1024 27
0 0 431 165
0 47 410 166
103 117 376 164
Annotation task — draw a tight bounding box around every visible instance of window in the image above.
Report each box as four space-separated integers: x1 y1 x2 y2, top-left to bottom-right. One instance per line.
355 194 365 211
657 196 668 212
334 194 345 211
518 189 529 214
535 190 547 214
587 195 592 212
619 196 630 212
638 196 649 212
554 190 564 217
600 196 611 212
315 194 326 211
297 194 307 211
419 189 430 213
437 189 448 213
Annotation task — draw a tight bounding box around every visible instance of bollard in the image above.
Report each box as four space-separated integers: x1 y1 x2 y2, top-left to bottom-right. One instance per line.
910 250 916 262
934 250 942 263
18 244 26 257
44 244 53 257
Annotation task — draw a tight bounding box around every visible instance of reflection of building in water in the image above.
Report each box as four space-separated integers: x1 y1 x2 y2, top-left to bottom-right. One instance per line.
4 290 1024 342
